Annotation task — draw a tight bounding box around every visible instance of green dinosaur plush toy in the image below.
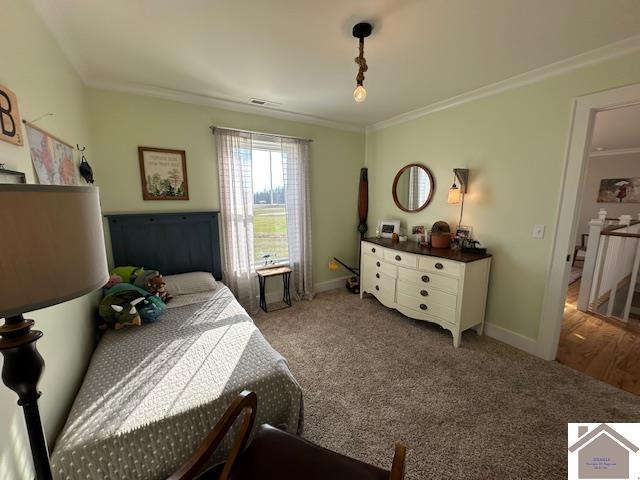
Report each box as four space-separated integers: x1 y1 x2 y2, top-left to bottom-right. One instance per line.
108 298 144 330
110 266 144 284
98 283 166 330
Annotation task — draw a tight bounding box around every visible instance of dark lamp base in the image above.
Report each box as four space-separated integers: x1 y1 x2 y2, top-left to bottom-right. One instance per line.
0 314 52 480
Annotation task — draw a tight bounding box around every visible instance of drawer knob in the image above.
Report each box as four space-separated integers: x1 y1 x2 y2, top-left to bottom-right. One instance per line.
395 255 401 261
376 273 380 279
435 262 444 270
375 285 380 291
420 304 428 310
372 247 376 253
376 261 381 267
420 290 428 297
421 275 430 283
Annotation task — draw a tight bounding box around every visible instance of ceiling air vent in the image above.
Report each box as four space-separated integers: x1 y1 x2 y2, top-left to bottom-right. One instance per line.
249 98 282 108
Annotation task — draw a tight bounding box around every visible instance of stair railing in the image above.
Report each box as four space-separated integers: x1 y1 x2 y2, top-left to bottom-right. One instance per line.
577 210 640 322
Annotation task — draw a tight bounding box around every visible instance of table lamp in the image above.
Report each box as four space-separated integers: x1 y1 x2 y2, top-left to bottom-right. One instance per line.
0 185 108 480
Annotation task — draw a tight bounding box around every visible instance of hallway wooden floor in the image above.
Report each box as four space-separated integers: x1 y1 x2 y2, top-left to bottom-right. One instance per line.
556 280 640 396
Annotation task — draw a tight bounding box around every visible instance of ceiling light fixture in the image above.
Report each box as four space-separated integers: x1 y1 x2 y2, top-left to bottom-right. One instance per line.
352 22 372 103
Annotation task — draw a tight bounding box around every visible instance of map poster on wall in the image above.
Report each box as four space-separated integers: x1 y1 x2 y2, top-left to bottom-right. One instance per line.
597 177 640 203
25 123 77 185
0 84 23 146
138 146 189 200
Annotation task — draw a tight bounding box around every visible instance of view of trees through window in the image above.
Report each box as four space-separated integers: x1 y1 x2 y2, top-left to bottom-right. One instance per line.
252 149 289 265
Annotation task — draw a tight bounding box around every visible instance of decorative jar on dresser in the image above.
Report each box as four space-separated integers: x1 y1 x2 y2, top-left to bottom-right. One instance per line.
360 238 491 347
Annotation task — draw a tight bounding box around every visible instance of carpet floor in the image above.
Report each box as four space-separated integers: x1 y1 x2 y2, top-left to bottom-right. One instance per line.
254 289 640 480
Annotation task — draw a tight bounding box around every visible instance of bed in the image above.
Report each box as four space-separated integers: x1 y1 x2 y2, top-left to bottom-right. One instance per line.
50 212 303 480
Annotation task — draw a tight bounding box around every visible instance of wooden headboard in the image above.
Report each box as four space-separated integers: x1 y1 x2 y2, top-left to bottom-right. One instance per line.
105 212 223 280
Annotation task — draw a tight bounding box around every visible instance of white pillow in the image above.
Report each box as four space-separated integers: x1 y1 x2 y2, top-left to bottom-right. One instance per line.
163 271 218 296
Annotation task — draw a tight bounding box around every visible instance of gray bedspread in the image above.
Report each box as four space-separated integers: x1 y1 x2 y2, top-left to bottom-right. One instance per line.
50 285 302 479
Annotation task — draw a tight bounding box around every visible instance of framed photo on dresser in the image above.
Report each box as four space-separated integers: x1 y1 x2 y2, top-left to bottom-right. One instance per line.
378 219 400 238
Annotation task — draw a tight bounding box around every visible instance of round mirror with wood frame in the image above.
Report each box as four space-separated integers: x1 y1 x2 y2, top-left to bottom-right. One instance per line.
392 163 435 212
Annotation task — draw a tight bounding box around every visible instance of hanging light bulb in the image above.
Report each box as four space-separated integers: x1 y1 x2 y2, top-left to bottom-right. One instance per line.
353 84 367 103
352 23 372 103
447 183 461 204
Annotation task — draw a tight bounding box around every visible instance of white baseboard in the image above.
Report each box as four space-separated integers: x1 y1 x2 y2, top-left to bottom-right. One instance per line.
314 275 351 293
484 322 539 357
262 275 350 304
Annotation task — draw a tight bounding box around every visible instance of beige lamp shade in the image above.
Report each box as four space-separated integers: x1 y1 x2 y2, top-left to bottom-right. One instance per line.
0 185 109 318
447 185 461 204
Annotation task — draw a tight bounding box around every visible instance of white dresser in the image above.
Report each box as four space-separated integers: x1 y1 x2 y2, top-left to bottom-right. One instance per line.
360 239 491 347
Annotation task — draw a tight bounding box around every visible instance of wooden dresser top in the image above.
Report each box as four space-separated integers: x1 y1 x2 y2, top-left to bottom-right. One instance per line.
362 237 491 263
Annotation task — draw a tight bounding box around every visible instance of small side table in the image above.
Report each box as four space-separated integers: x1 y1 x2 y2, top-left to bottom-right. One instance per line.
256 266 293 312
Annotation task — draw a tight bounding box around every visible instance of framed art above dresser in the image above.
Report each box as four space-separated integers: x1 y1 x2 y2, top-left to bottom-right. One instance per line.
360 238 491 347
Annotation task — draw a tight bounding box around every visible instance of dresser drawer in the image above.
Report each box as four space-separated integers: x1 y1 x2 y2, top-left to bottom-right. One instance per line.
397 267 459 294
383 249 418 268
363 254 397 278
362 242 383 259
397 280 457 309
418 257 461 277
366 270 395 293
364 271 395 304
397 292 456 323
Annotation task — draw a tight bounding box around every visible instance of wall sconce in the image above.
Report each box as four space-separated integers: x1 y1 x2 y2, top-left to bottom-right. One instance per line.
447 184 461 204
447 168 469 227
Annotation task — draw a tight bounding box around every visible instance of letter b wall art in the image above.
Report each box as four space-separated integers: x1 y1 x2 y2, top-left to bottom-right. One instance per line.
0 84 23 146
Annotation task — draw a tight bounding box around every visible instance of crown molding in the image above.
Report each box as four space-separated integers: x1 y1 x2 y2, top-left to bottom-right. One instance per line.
86 79 365 134
31 0 361 133
366 34 640 133
31 0 640 137
589 146 640 157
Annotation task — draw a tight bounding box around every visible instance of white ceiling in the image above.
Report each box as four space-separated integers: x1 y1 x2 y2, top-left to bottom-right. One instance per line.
591 103 640 152
32 0 640 129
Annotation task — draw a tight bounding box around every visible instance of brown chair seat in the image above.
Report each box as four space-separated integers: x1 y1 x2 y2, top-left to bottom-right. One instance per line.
199 424 389 480
170 391 406 480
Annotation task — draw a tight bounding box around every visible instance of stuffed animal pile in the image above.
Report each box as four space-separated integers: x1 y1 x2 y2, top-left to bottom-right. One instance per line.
98 266 171 330
133 270 172 302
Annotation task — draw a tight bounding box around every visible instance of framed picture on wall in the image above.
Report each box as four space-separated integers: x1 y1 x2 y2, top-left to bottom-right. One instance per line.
597 177 640 203
138 146 189 200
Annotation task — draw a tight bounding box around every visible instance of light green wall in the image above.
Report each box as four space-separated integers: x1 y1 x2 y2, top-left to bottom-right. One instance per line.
0 0 98 478
87 88 365 285
3 5 640 476
366 51 640 340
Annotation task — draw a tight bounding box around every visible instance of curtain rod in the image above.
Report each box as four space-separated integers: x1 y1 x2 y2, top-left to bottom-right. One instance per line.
210 125 313 143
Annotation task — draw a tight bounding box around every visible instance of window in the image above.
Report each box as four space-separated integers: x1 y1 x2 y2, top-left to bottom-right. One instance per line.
216 127 313 308
251 137 289 265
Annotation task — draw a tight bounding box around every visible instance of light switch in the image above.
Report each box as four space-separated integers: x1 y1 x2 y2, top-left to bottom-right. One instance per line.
532 224 545 239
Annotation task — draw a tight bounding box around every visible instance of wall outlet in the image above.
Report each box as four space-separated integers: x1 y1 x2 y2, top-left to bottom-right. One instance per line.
532 224 545 239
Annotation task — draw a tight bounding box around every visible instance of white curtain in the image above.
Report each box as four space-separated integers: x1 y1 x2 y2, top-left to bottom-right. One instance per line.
215 128 313 308
215 128 258 311
282 138 314 300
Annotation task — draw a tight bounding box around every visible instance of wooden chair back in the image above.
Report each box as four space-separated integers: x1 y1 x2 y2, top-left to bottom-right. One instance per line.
390 443 407 480
169 390 406 480
168 390 257 480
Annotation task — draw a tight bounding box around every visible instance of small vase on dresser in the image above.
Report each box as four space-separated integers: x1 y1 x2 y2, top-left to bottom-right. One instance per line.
360 238 491 347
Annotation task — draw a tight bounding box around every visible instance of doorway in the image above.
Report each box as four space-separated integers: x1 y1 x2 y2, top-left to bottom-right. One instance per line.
537 83 640 374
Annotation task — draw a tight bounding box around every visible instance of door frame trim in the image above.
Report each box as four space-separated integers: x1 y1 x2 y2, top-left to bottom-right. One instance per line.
537 82 640 360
